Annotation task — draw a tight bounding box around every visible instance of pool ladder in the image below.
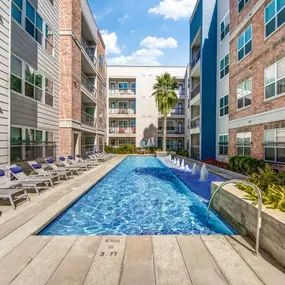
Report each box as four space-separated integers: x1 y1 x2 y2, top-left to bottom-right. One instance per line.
207 180 263 256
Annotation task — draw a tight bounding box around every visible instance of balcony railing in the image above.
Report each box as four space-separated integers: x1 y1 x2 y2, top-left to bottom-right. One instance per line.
158 144 184 150
81 73 96 97
191 145 200 160
109 127 136 134
81 35 96 64
175 88 186 96
109 109 136 115
191 117 200 129
191 49 201 69
191 83 200 100
171 108 185 115
81 111 96 128
158 128 185 135
109 89 136 96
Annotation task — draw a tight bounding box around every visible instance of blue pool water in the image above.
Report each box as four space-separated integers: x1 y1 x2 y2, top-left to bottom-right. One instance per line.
39 156 234 236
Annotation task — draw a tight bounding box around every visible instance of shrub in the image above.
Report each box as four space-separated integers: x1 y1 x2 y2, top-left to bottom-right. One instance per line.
237 164 285 212
117 144 137 154
104 146 118 154
229 156 266 175
176 149 189 157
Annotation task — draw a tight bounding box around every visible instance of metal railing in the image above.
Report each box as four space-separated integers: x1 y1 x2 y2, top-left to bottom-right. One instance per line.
109 89 136 96
191 117 200 128
109 109 136 115
191 49 201 69
191 83 200 100
175 88 186 96
81 73 96 96
81 111 96 128
158 128 185 135
207 180 262 255
81 35 96 64
109 127 136 134
171 108 185 115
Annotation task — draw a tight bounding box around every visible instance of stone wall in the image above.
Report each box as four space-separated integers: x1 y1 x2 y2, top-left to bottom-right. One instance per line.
211 182 285 267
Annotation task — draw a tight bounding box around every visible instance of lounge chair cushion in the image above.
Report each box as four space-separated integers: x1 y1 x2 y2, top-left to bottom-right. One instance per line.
76 154 81 158
59 157 65 161
68 156 74 159
32 164 42 169
10 166 23 174
46 158 54 163
0 170 5 176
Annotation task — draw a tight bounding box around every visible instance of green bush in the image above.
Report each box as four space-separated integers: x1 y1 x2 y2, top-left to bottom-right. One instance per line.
237 164 285 212
117 144 137 154
104 146 118 154
176 149 189 157
229 156 266 175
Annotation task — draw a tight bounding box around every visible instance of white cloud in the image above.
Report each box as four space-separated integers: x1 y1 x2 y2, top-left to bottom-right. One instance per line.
108 49 164 66
118 14 129 24
148 0 196 21
100 30 121 55
140 36 178 49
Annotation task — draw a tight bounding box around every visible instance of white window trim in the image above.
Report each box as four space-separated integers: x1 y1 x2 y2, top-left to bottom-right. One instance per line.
264 128 285 163
264 57 285 101
220 11 230 43
220 53 229 81
237 78 252 109
237 24 252 63
236 132 252 156
264 0 285 39
218 134 229 156
219 94 229 118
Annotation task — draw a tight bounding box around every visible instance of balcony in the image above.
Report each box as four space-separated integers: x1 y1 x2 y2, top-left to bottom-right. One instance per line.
81 35 96 64
109 109 136 115
81 111 96 128
158 128 185 135
109 89 136 97
175 88 186 97
191 117 200 129
171 108 185 116
81 73 96 98
191 49 200 70
191 83 200 100
109 127 136 135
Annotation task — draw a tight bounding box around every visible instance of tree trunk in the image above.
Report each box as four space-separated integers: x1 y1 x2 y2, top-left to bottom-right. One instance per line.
163 115 167 152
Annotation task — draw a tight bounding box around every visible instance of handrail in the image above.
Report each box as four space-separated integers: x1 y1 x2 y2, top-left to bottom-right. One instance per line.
207 179 263 255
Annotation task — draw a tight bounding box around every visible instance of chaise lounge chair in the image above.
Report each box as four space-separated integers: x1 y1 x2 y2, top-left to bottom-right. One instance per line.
76 154 99 167
44 158 75 177
58 157 86 172
66 156 92 169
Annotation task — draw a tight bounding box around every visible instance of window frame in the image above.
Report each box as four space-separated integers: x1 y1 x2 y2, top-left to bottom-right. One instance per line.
220 11 230 42
264 128 285 163
264 57 285 101
12 0 23 24
236 132 252 156
11 54 23 94
237 24 252 62
45 24 54 56
264 0 285 39
238 0 250 14
237 78 252 109
219 94 229 117
45 77 54 107
218 134 229 156
220 54 229 80
118 82 129 91
24 63 43 102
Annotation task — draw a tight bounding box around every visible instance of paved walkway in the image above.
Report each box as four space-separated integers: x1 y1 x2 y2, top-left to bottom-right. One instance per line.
0 155 285 285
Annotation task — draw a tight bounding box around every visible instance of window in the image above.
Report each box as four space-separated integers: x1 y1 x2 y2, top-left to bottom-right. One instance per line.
119 82 128 91
45 78 54 106
25 1 43 45
45 24 54 55
12 0 22 24
237 78 252 109
11 55 22 93
237 132 251 156
265 57 285 99
264 128 285 163
219 95 229 117
119 139 129 145
237 24 252 61
221 12 230 41
10 127 22 162
238 0 249 13
220 54 229 79
25 64 43 102
99 55 103 71
119 102 128 110
119 120 128 129
219 135 228 155
131 82 136 94
265 0 285 38
99 82 103 98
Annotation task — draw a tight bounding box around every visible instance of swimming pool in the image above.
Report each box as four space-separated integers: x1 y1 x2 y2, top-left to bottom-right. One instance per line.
39 156 234 236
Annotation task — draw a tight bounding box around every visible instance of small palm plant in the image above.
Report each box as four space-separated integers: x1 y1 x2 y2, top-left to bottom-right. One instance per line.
152 73 178 151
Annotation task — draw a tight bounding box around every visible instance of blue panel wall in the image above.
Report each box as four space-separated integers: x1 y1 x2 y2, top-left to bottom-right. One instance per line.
200 0 217 160
190 0 202 46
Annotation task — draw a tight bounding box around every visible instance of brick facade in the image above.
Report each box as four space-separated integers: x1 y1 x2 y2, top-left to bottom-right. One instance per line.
229 0 285 164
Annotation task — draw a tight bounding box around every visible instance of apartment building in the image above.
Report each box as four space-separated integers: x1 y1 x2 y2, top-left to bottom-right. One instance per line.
228 0 285 166
188 0 217 160
216 0 230 162
107 66 186 150
59 0 107 157
0 1 10 168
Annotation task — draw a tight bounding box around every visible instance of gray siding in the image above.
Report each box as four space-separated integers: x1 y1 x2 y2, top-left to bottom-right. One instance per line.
0 0 10 166
11 0 60 153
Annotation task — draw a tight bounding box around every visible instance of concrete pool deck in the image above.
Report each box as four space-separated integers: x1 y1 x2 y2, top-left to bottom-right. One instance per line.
0 155 285 284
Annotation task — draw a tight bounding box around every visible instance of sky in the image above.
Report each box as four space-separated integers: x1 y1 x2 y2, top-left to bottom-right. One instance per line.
89 0 197 66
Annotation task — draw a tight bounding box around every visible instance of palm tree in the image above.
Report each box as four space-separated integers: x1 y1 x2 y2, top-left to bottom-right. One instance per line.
152 73 178 151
